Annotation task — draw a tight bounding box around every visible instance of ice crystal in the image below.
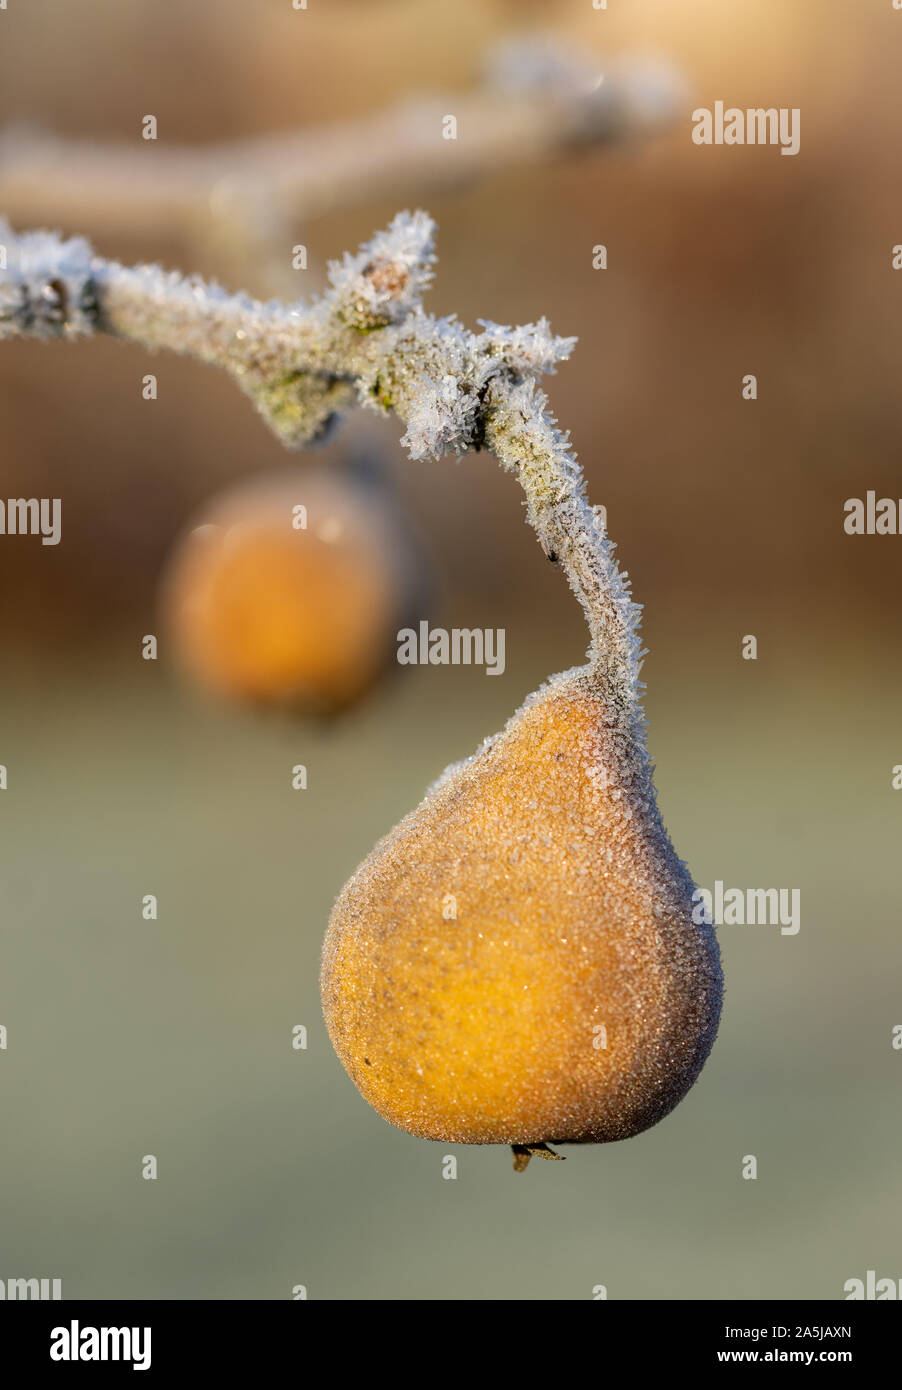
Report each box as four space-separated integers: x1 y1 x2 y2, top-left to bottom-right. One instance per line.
0 220 98 338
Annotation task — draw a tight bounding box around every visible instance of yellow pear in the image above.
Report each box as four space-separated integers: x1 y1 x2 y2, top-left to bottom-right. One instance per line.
163 468 419 716
321 666 722 1159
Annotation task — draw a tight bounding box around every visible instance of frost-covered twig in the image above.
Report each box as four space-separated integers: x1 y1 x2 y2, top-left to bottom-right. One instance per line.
0 209 644 725
0 39 683 290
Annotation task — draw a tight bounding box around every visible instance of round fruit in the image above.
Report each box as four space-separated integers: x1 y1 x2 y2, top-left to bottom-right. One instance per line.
321 667 723 1148
163 468 419 715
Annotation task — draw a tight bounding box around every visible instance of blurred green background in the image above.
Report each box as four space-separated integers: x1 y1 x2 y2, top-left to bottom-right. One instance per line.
0 0 900 1299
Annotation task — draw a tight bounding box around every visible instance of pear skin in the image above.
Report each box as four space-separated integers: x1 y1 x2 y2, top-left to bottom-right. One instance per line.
321 667 723 1147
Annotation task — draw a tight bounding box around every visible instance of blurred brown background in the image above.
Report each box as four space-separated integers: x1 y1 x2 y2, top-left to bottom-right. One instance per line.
0 0 900 1301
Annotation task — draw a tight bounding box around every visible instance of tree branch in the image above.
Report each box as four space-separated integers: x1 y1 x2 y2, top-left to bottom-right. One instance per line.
0 38 683 291
0 208 645 726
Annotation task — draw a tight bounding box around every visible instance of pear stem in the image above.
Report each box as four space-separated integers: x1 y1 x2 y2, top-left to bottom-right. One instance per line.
511 1143 566 1171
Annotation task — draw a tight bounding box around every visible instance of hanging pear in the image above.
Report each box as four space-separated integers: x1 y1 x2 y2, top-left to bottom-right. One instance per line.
163 466 423 717
317 213 722 1168
322 663 722 1163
